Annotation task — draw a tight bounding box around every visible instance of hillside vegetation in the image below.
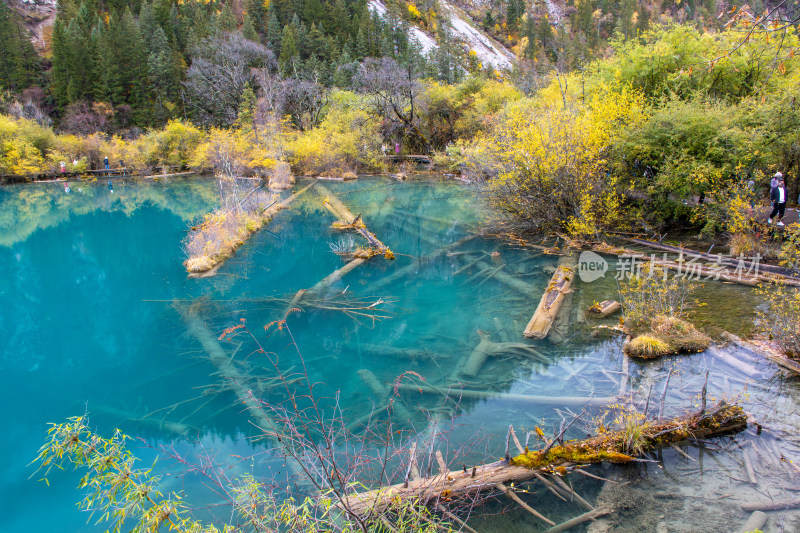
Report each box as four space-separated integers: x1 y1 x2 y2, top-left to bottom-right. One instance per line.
1 0 799 251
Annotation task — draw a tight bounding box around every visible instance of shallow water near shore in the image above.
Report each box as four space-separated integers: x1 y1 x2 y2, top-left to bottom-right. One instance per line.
1 176 799 532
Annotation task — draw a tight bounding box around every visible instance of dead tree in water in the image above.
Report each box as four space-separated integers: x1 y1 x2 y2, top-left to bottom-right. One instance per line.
339 401 747 517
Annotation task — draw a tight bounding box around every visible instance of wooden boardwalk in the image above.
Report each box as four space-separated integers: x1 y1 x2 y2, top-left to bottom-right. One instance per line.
384 154 433 165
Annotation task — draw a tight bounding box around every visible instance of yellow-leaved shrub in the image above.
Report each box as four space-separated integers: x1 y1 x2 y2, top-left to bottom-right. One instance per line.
471 84 643 240
285 90 381 176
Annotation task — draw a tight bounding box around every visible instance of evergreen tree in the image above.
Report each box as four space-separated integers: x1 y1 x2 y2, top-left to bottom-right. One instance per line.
332 48 354 87
92 20 116 103
303 0 324 24
246 0 266 40
242 13 260 42
63 4 98 102
138 0 158 46
0 1 41 93
114 9 150 122
267 7 282 53
237 82 257 131
217 4 238 35
279 24 298 69
149 26 180 121
355 28 368 59
307 24 328 61
50 19 71 106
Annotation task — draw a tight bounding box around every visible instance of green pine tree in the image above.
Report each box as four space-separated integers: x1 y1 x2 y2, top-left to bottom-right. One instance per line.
242 13 260 42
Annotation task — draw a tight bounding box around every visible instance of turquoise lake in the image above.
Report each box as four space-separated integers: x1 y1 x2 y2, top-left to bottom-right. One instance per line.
3 177 800 532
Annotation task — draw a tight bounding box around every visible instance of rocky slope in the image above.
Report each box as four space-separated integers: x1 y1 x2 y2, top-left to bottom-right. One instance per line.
9 0 56 52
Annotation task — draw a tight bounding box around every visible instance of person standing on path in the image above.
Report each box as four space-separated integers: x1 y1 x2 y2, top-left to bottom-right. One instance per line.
769 174 788 226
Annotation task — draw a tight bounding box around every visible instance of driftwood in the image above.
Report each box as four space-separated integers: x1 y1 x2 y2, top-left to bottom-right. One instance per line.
586 300 621 319
460 330 549 377
525 255 577 339
338 401 746 516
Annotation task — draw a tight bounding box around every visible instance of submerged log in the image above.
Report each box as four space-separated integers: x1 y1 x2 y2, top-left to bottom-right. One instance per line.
721 332 800 375
358 343 451 361
546 507 613 533
357 369 414 423
742 500 800 512
308 258 367 294
524 255 577 339
736 511 767 533
549 286 574 345
365 235 477 294
460 330 550 377
338 401 746 516
468 259 534 294
175 304 307 479
394 382 616 407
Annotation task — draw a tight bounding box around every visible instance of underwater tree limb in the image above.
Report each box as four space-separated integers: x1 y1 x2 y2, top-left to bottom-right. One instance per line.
338 401 747 516
545 507 613 533
393 382 615 407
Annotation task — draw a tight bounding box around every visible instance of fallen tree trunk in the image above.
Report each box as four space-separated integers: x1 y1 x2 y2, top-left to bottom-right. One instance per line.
394 382 616 407
623 237 795 278
175 303 308 480
338 401 746 516
736 511 768 533
460 330 549 377
366 235 476 294
466 259 534 294
357 369 414 423
461 330 499 377
316 183 393 258
546 507 613 533
594 243 799 287
721 332 800 376
586 300 621 319
186 180 318 276
525 255 577 339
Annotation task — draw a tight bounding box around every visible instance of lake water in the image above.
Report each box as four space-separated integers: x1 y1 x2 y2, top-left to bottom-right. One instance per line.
2 177 800 532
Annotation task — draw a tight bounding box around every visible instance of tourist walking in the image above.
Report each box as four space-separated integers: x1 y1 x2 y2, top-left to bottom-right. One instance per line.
769 173 788 226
